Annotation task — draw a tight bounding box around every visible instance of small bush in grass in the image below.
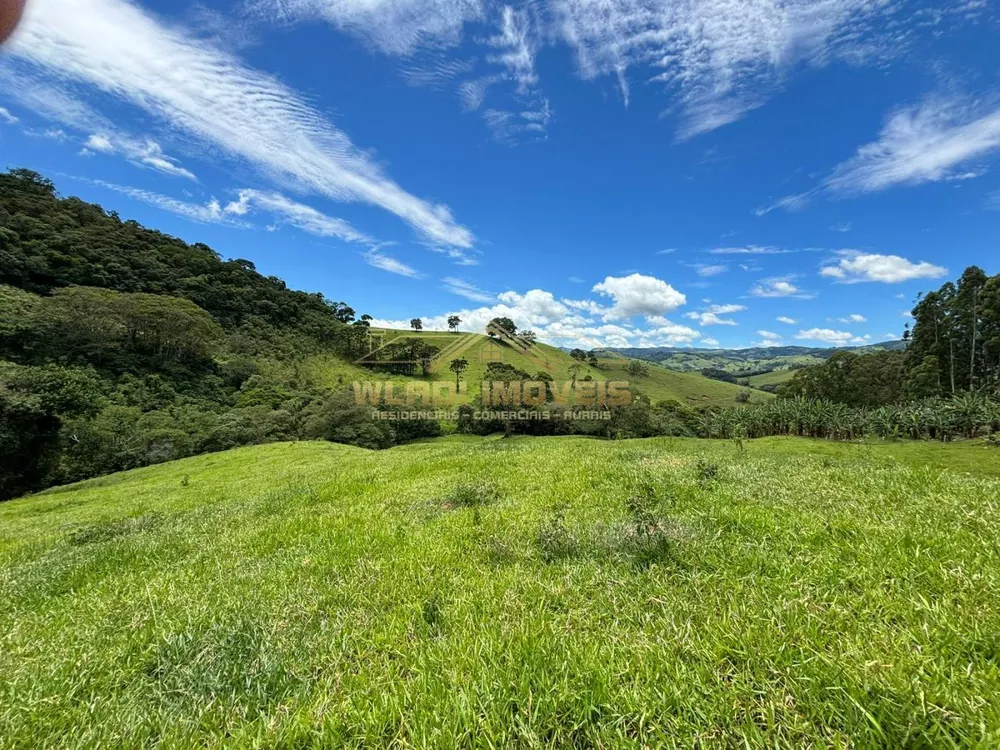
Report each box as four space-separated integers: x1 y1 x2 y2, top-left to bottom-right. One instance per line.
537 504 577 562
447 478 500 509
422 595 444 632
695 458 721 487
986 433 1000 449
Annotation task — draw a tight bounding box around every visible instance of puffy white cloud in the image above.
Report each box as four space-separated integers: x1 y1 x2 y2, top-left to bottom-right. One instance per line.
753 329 784 347
795 328 871 346
592 273 686 320
776 316 797 324
700 338 720 347
820 252 947 283
836 313 868 323
749 277 812 298
684 304 746 327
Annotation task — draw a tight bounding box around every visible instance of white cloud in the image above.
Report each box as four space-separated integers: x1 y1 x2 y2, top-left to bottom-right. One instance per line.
88 180 242 226
554 0 902 138
754 191 813 216
684 303 746 327
592 273 686 320
836 313 867 323
442 277 494 303
709 246 793 255
825 96 1000 194
246 0 484 56
364 251 423 278
0 106 18 124
686 312 736 326
830 221 852 232
224 189 375 245
776 316 797 324
700 338 720 347
8 0 474 249
820 251 947 283
695 264 728 277
83 132 197 180
749 276 812 299
753 329 784 347
795 328 870 346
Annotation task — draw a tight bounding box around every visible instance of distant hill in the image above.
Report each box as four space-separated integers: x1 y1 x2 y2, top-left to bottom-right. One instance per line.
602 341 907 374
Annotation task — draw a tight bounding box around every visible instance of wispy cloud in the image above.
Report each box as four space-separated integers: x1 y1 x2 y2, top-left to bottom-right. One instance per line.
710 246 793 255
554 0 907 138
224 189 376 245
364 250 423 278
0 106 18 124
7 0 474 250
442 277 495 303
88 179 245 226
82 133 197 181
754 191 813 216
246 0 483 56
825 95 1000 194
820 251 947 283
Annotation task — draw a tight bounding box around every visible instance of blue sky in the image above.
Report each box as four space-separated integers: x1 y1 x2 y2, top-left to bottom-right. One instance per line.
1 0 998 350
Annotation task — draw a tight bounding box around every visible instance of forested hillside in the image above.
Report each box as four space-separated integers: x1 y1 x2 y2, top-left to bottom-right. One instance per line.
0 169 439 499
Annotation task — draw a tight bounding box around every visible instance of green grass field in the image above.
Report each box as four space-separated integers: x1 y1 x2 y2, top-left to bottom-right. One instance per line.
356 329 756 407
597 358 769 407
746 369 799 388
3 436 1000 747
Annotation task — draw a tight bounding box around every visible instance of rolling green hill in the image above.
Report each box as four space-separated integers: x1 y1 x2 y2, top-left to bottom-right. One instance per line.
3 436 999 746
610 342 907 374
356 329 759 407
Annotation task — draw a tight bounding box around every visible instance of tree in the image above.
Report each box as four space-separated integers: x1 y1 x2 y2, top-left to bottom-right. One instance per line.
568 363 581 386
627 360 649 378
448 315 461 333
521 330 537 344
410 318 423 332
449 358 469 387
489 317 517 336
570 348 587 361
588 354 599 368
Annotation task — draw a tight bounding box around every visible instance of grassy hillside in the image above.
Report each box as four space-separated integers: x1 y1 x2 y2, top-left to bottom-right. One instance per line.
3 436 999 746
612 342 907 374
360 328 759 407
746 368 800 388
597 357 771 407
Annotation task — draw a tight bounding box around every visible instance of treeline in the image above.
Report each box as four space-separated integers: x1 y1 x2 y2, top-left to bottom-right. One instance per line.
0 169 433 499
777 267 999 406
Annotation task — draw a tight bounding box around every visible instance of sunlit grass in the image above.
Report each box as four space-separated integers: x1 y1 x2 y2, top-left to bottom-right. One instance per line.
2 436 999 747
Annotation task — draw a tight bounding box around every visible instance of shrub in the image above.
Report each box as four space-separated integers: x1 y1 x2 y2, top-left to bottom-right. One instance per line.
537 505 577 562
695 458 720 486
447 478 500 508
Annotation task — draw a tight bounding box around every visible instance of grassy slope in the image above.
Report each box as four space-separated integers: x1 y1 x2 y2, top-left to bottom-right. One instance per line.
747 368 799 388
3 437 1000 746
597 357 772 407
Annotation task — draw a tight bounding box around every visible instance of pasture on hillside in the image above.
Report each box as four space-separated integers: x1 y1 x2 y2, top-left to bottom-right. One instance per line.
2 436 999 747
